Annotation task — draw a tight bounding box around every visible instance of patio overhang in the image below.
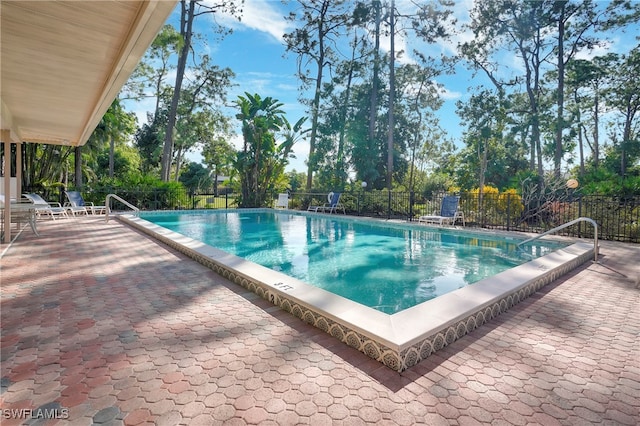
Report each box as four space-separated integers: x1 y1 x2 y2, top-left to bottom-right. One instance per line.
0 0 177 146
1 0 177 242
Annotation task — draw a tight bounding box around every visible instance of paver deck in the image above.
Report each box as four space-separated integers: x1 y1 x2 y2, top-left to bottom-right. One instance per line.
1 216 638 425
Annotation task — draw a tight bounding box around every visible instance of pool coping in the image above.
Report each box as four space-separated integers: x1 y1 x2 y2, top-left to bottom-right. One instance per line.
119 210 595 372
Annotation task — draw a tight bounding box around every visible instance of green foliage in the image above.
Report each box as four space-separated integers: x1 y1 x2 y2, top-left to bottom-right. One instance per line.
96 145 141 179
85 99 137 183
420 172 456 197
89 174 188 210
234 93 308 207
22 143 73 193
134 121 164 174
285 170 307 192
580 168 640 195
179 162 214 193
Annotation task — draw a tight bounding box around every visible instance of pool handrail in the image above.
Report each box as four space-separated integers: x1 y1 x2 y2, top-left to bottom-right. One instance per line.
105 194 139 223
517 217 598 262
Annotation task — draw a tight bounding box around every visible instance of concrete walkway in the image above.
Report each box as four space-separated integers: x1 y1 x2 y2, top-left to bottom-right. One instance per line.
1 216 638 425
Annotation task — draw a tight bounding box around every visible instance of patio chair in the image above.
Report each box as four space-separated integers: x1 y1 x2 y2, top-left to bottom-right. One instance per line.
23 193 69 220
275 193 289 209
65 191 106 215
308 192 345 214
418 195 464 226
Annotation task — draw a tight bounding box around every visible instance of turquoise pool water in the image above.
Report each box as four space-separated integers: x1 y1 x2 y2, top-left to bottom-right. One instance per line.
141 211 567 314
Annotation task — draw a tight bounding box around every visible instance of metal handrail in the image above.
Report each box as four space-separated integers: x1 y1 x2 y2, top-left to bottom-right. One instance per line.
105 194 139 223
517 217 598 262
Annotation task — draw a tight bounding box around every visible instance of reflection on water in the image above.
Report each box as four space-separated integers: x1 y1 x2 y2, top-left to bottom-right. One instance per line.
143 212 566 314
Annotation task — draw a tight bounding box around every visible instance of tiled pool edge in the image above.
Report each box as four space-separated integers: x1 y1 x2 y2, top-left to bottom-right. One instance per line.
119 213 594 372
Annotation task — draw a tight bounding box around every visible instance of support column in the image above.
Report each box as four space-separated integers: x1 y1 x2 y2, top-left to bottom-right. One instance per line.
16 141 22 198
2 133 11 243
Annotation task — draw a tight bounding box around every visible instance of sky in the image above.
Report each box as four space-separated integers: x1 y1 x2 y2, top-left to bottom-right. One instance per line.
203 0 473 173
127 0 473 172
126 0 638 174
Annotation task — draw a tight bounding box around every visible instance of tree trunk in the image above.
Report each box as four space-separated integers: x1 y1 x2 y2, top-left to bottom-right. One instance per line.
369 1 381 153
593 90 600 169
386 0 395 192
304 1 330 191
109 135 114 178
161 0 194 182
554 3 565 178
74 146 83 190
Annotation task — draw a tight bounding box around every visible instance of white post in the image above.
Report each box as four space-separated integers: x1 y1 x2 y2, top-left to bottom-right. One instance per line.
2 134 11 243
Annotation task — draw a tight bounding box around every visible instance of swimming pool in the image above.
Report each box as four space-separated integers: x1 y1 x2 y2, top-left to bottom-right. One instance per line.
122 209 595 371
141 211 567 314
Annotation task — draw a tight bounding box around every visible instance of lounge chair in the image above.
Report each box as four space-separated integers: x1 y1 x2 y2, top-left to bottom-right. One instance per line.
307 192 345 214
23 193 69 220
65 191 106 215
275 193 289 209
418 195 465 226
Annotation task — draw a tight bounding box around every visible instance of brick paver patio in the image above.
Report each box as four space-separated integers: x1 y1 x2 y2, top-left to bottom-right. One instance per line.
1 216 638 425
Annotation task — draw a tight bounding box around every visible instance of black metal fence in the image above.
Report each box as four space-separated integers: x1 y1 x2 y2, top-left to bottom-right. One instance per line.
80 187 238 211
79 186 639 243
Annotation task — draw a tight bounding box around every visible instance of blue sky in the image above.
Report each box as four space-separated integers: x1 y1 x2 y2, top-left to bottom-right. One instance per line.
128 0 637 174
126 0 472 172
204 0 473 172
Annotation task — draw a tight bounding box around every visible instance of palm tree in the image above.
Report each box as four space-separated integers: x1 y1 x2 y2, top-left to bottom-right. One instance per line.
234 93 307 207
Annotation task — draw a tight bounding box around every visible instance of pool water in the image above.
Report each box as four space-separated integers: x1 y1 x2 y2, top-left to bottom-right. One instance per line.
141 211 567 314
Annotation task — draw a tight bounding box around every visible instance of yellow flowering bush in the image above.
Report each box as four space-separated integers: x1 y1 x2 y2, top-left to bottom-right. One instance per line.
498 188 524 218
470 185 500 213
467 186 524 224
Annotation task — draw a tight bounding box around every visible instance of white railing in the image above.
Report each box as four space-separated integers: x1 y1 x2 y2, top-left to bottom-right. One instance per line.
517 217 599 262
105 194 139 223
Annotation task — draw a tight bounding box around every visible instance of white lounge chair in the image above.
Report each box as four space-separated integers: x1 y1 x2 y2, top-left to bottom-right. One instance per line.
418 195 465 226
275 193 289 209
65 191 106 215
23 193 69 220
308 192 345 214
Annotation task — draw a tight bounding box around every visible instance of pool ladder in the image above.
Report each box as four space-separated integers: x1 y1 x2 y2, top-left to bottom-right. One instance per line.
517 217 598 262
105 193 139 223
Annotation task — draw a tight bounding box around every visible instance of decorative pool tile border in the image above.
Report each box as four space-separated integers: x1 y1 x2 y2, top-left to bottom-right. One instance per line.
395 248 592 371
121 213 594 372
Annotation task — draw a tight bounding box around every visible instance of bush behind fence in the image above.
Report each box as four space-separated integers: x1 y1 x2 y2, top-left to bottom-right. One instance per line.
86 187 639 243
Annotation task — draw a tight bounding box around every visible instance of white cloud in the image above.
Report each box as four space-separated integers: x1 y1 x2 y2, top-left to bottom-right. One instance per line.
437 84 462 101
211 0 291 43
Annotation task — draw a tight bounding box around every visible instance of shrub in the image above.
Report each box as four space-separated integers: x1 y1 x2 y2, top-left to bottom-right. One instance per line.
498 188 524 220
86 174 189 210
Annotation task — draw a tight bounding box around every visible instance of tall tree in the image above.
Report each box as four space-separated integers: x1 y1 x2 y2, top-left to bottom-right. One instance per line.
605 47 640 177
234 93 307 207
548 0 618 177
123 24 182 119
171 56 235 181
386 0 395 193
565 57 612 174
461 0 555 179
284 0 359 190
160 0 241 182
202 135 234 196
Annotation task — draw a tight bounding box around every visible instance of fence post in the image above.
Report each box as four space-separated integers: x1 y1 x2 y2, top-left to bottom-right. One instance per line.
506 192 511 231
578 196 583 237
409 191 414 221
